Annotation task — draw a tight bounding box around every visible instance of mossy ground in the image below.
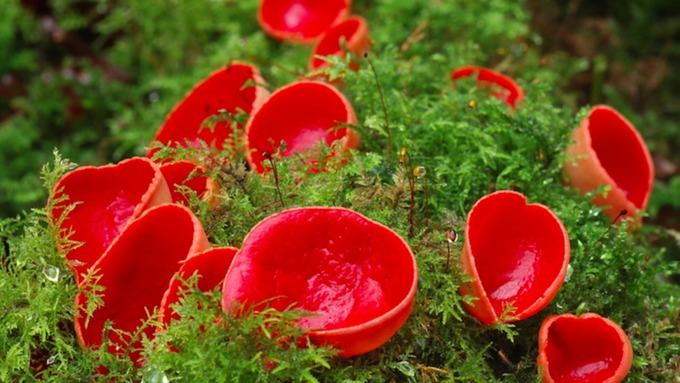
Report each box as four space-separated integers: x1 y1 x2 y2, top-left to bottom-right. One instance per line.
1 0 678 382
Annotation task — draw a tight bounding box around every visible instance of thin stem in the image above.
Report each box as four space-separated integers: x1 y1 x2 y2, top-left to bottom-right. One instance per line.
263 151 286 208
365 53 392 165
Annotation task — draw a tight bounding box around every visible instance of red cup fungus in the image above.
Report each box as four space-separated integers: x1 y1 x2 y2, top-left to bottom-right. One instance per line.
537 313 633 383
459 191 570 324
221 207 417 357
245 80 360 173
258 0 351 44
451 66 524 108
563 105 654 225
159 246 238 326
159 160 215 206
49 157 171 283
147 62 269 158
74 203 210 366
309 16 371 72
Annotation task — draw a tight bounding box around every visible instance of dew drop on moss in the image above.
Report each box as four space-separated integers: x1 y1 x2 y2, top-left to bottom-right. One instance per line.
42 265 60 282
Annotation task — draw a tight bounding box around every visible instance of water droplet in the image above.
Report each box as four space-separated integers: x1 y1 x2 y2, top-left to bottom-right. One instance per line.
445 229 458 243
413 166 426 178
564 264 573 283
142 364 170 383
47 355 57 365
148 91 160 103
43 265 60 282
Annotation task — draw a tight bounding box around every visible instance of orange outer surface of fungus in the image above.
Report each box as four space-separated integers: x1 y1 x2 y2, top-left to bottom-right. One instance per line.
49 157 171 284
74 203 210 367
258 0 351 44
221 207 417 357
309 15 371 71
537 313 633 383
147 62 269 158
245 80 360 174
451 66 524 108
563 105 654 224
459 191 570 324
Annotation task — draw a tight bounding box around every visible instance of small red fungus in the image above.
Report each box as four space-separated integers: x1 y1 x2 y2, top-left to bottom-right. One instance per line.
258 0 351 44
537 313 633 383
49 157 171 283
459 191 570 324
159 246 238 326
563 105 654 225
451 66 524 108
221 207 417 357
147 62 269 158
309 16 371 72
159 160 214 206
245 80 360 173
74 203 210 366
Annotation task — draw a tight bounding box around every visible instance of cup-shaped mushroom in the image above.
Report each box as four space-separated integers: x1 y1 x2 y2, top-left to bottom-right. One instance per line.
563 105 654 225
147 62 269 158
159 160 215 206
459 191 570 324
221 207 417 357
245 81 360 173
537 313 633 383
159 246 238 326
258 0 351 44
309 16 371 72
48 157 171 283
74 203 210 367
451 66 524 108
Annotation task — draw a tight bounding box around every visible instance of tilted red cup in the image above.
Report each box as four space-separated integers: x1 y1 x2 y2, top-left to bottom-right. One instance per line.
563 105 654 225
49 157 172 283
451 66 524 108
459 191 570 324
158 246 238 326
538 313 633 383
159 160 215 206
245 80 360 173
258 0 351 44
309 16 371 72
221 207 417 357
74 203 210 367
147 62 269 158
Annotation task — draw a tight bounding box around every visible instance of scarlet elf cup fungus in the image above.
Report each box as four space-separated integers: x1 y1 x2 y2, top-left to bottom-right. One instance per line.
74 203 210 367
258 0 351 44
459 191 570 324
159 160 214 206
147 62 269 158
451 66 524 108
159 246 238 326
49 157 171 283
563 105 654 224
245 80 359 173
221 207 417 357
537 313 633 383
309 16 371 72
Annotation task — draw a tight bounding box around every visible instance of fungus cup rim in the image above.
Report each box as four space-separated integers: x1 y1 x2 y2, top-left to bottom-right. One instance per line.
460 190 570 324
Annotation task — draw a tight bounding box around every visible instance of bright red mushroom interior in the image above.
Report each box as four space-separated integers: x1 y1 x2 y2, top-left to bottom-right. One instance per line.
545 317 624 383
469 194 566 317
261 0 348 40
78 205 195 348
588 107 651 209
223 209 414 330
247 83 351 172
56 159 157 270
152 64 257 152
311 18 361 69
159 161 209 205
